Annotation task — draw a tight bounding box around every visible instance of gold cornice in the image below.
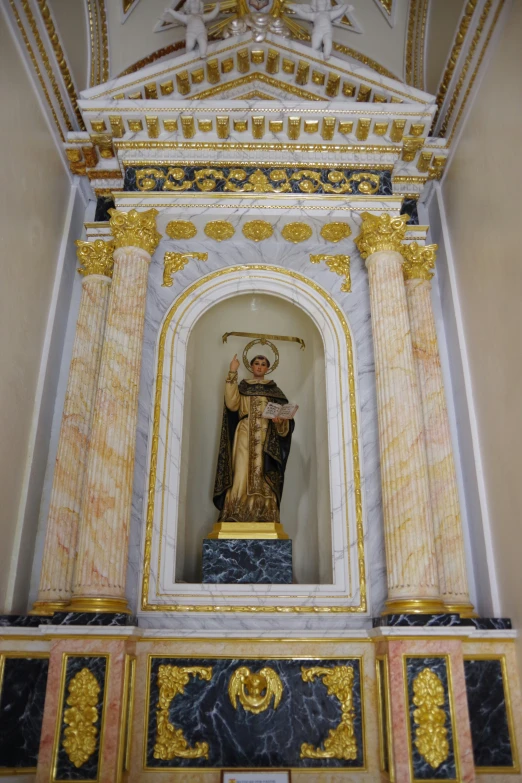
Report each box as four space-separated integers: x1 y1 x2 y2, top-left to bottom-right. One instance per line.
87 0 109 86
402 242 437 280
191 72 323 102
406 0 429 89
76 239 115 277
354 212 409 258
109 208 161 254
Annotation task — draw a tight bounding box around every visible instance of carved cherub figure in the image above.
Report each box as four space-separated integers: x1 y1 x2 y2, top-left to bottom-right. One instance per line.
288 0 353 59
165 0 220 58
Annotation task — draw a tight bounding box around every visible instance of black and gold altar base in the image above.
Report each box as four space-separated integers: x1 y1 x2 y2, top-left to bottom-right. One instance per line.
202 539 292 583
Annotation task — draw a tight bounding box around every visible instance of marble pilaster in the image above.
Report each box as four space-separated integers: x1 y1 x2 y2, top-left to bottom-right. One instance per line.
69 210 161 613
355 213 443 614
32 242 114 614
402 243 473 617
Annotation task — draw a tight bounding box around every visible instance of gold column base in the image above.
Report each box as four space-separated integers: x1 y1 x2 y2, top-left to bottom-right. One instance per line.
29 600 70 616
444 602 477 618
207 522 289 540
65 597 131 614
382 597 446 615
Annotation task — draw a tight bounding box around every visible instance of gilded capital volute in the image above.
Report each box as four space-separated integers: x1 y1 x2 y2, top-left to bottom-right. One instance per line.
108 208 161 256
402 242 437 281
76 239 115 278
354 212 409 259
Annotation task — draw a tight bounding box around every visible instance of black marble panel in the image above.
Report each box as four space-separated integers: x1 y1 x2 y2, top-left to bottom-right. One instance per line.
0 615 53 627
400 197 420 225
146 657 364 769
202 540 292 584
94 196 115 222
460 618 512 630
374 614 461 627
406 656 457 780
54 656 107 781
52 611 135 626
0 657 49 769
464 658 514 768
124 165 392 197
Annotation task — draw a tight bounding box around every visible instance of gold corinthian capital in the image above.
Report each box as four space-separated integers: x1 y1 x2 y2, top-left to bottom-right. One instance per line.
402 242 438 281
108 208 161 255
354 212 409 259
75 239 115 278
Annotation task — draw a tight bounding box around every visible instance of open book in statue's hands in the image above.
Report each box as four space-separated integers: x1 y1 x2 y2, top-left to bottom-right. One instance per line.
262 401 299 420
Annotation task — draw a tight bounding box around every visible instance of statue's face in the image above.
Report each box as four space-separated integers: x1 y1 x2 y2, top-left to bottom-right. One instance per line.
187 0 201 12
251 357 269 378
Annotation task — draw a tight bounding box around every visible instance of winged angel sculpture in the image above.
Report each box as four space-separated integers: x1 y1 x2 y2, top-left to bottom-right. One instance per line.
228 666 283 714
288 0 353 59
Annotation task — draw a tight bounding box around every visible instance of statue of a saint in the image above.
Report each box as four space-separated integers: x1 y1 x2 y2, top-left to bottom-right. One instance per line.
165 0 220 58
288 0 352 60
213 354 295 524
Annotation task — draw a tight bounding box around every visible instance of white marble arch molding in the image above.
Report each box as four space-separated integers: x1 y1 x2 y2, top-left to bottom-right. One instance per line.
141 264 367 613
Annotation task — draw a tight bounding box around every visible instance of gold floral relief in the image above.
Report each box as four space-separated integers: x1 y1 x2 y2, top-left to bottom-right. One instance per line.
281 222 313 243
355 212 409 258
163 252 208 286
300 666 357 760
402 242 437 280
166 220 197 240
154 665 212 760
76 239 114 278
412 667 449 769
62 668 100 768
228 667 283 714
320 222 352 243
204 220 235 241
310 254 351 292
242 220 273 242
109 208 161 255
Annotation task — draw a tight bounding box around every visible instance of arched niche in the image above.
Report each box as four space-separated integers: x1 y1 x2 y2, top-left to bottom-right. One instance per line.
142 265 366 613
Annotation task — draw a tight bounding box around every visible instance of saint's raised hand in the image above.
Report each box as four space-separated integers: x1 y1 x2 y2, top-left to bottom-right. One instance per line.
230 354 240 372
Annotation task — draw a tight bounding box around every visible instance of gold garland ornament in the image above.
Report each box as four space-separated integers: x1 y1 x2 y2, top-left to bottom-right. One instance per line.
108 208 161 255
300 666 357 760
354 212 409 258
412 667 449 769
76 239 114 278
242 220 273 242
166 220 197 240
228 667 283 714
402 242 438 280
281 222 313 243
204 220 235 241
321 222 352 243
154 665 213 760
243 338 279 374
62 668 101 768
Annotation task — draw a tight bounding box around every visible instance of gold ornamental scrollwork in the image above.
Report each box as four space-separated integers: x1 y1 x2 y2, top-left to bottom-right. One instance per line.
109 208 161 255
62 668 100 768
242 220 273 242
282 222 313 243
354 212 410 258
300 666 357 760
228 667 283 714
204 220 235 241
224 169 293 194
154 665 213 760
166 221 197 240
310 254 351 292
320 223 352 243
402 242 438 281
163 252 208 286
412 667 449 769
76 239 114 278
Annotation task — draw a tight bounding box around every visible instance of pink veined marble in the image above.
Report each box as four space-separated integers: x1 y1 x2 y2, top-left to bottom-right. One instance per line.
366 250 440 605
36 274 111 608
405 277 472 610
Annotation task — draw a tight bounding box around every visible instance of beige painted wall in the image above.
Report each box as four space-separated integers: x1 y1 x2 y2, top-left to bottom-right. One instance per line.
442 2 522 654
48 0 88 92
0 16 70 609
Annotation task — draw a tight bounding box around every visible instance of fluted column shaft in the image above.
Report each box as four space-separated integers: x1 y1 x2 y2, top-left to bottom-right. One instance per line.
33 242 114 614
70 210 160 613
356 214 443 614
403 244 473 615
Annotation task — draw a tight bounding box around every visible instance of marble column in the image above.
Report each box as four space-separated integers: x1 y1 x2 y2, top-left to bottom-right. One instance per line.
69 209 161 613
32 242 114 614
355 213 443 614
402 244 473 616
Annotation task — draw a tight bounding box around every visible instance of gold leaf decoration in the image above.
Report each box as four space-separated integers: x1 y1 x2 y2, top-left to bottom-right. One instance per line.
320 223 352 243
204 220 235 241
62 668 100 768
228 667 283 714
163 252 208 286
281 222 313 243
154 665 213 760
402 242 437 280
354 212 409 258
75 240 114 278
166 221 197 240
108 208 161 255
310 254 351 292
300 666 357 760
242 220 273 242
412 668 449 769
